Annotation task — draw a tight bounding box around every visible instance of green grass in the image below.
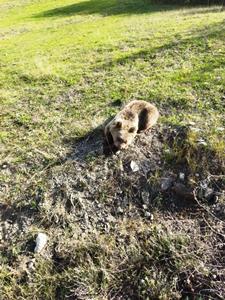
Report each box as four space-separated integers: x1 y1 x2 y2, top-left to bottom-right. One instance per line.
1 1 224 175
0 0 225 299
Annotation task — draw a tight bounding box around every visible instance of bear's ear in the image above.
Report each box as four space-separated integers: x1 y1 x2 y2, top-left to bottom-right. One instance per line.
138 108 148 132
104 125 114 145
115 121 122 129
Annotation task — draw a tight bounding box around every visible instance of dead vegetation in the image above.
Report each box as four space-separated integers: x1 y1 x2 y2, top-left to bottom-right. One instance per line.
0 122 224 299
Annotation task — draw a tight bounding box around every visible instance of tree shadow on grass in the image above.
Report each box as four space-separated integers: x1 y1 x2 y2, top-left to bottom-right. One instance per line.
183 5 224 15
34 0 225 19
98 19 225 109
35 0 177 18
100 20 225 68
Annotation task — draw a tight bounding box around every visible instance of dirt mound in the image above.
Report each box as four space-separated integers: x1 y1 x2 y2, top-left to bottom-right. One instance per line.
1 124 224 299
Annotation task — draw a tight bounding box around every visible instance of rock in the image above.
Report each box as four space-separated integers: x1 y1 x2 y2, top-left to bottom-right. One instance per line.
190 127 200 132
179 172 185 181
161 177 174 191
107 215 116 223
215 127 224 132
34 233 48 253
27 258 36 270
145 211 151 218
197 138 207 146
200 187 215 202
142 204 148 210
117 207 123 214
130 161 139 172
204 188 214 199
145 211 154 220
188 121 196 126
4 221 10 229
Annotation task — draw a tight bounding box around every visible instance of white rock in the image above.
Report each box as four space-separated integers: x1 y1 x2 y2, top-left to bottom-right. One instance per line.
204 188 214 199
161 177 173 191
179 172 185 181
216 127 224 132
130 161 139 172
145 212 154 220
145 211 151 217
142 204 148 210
188 121 196 126
27 258 36 270
190 127 200 132
34 233 48 253
117 207 123 213
197 139 207 146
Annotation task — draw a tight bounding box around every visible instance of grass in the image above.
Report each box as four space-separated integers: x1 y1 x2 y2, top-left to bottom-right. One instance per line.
0 0 225 299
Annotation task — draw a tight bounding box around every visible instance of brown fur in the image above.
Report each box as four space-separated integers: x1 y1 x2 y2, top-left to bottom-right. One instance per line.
104 100 159 150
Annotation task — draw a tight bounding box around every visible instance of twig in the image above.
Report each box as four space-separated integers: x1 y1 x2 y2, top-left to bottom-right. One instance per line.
193 189 225 225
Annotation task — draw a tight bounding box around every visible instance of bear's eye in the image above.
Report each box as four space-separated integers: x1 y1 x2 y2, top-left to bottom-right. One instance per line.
129 127 135 133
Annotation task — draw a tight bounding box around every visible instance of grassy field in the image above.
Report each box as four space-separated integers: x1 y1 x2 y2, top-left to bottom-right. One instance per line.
0 0 225 299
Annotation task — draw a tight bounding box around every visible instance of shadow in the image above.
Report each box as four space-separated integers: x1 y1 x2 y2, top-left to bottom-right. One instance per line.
63 115 118 161
100 20 225 69
97 20 225 110
183 5 224 15
35 0 177 18
64 99 126 159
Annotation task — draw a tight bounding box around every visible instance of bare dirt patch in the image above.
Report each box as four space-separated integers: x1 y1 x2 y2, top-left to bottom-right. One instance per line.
1 122 224 299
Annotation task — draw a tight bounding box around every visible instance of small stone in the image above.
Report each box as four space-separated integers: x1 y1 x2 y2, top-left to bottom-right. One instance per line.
117 207 123 213
145 211 153 220
142 204 148 210
4 221 10 229
190 127 200 132
179 172 185 181
161 177 173 191
204 188 214 198
215 205 221 212
27 259 35 270
145 211 151 217
34 233 48 253
216 127 224 132
197 138 207 146
188 121 196 126
107 215 116 223
130 161 139 172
